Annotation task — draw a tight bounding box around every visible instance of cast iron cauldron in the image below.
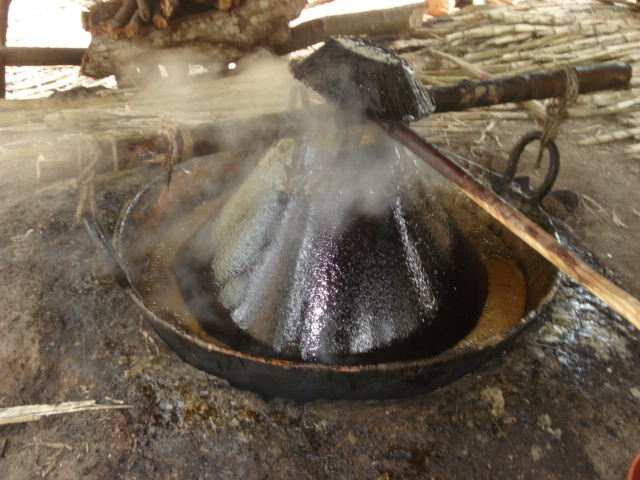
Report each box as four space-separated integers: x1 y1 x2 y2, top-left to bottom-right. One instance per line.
93 130 561 402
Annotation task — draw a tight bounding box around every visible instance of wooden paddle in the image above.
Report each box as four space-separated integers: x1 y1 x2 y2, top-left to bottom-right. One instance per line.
389 124 640 330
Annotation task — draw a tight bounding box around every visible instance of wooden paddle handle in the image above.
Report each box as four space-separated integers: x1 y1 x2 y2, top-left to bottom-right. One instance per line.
390 123 640 330
429 63 632 113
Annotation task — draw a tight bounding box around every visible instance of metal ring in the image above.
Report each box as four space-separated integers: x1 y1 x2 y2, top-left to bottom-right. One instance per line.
503 130 560 203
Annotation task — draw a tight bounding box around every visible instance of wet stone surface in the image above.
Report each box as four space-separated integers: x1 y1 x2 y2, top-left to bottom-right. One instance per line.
1 145 639 480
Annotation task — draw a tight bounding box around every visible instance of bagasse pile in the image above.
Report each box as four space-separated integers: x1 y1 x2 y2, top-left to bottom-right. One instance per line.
1 0 639 170
388 0 640 157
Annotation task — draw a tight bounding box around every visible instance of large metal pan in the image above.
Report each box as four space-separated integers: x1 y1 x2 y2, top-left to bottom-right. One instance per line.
99 131 561 402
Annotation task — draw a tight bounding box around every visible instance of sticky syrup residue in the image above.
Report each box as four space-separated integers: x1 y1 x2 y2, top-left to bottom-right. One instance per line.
140 199 223 340
454 256 527 349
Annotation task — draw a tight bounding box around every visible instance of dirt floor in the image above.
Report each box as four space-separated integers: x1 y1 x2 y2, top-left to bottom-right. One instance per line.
1 1 640 480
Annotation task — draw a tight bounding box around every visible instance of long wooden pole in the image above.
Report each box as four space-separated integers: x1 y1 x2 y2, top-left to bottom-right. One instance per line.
36 63 632 184
389 124 640 330
429 63 631 113
276 3 425 55
0 0 12 99
0 47 85 66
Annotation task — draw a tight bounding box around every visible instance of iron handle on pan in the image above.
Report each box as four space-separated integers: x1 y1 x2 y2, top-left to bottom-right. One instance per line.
497 130 560 205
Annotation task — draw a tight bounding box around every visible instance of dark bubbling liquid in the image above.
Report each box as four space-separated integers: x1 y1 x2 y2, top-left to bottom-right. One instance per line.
140 192 527 363
452 257 526 349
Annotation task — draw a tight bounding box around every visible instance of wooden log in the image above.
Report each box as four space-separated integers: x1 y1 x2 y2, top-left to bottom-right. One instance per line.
107 0 138 37
152 3 169 29
429 63 632 113
213 0 233 10
275 3 425 55
81 0 307 79
160 0 180 19
137 0 154 22
0 0 10 46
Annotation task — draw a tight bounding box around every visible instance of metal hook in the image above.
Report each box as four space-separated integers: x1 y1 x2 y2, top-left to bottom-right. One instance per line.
502 130 560 204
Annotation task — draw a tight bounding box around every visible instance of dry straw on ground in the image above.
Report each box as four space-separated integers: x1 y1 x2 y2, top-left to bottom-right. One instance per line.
0 400 131 425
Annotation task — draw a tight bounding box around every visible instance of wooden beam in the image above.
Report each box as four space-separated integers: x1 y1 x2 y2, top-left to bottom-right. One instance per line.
0 0 12 99
0 47 85 66
275 3 425 55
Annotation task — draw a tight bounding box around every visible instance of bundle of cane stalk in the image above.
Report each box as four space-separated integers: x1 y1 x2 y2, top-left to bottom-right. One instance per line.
378 0 640 157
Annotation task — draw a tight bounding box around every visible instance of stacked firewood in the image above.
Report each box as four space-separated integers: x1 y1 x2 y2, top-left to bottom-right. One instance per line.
80 0 307 80
82 0 242 40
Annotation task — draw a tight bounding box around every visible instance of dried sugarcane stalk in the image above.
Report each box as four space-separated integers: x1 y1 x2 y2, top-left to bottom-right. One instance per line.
466 32 573 63
428 48 547 120
625 143 640 154
579 127 640 146
395 0 640 163
597 0 640 11
0 400 130 425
